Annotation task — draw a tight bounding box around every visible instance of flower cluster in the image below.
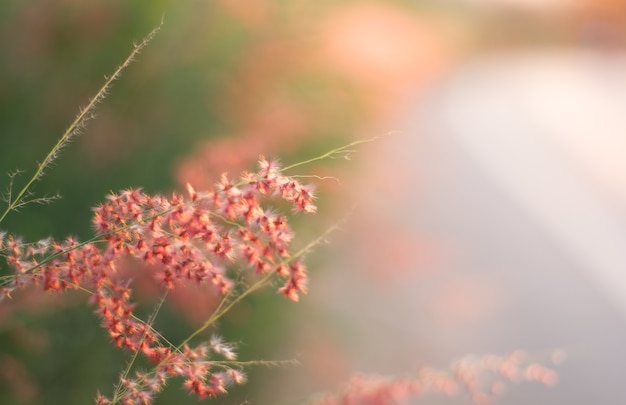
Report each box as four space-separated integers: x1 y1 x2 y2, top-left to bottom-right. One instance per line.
95 337 247 405
0 156 316 402
308 350 559 405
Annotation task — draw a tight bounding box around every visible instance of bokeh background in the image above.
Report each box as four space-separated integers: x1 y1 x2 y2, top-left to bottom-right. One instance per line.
1 0 626 404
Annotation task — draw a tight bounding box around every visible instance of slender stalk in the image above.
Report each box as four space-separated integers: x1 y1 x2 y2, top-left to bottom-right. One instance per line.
281 132 393 172
175 219 343 350
0 205 174 289
0 22 162 225
176 271 275 350
111 292 169 404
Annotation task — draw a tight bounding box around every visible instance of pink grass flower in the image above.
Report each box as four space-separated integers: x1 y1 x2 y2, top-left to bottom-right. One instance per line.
1 157 317 403
307 351 559 405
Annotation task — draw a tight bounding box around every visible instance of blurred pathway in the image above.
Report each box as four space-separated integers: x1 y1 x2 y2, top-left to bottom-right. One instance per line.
311 50 626 404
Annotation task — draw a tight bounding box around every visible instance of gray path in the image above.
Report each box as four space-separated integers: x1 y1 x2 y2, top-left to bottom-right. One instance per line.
313 50 626 404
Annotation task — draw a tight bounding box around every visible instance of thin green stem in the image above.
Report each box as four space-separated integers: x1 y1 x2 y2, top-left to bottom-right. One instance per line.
0 206 173 289
0 22 162 225
176 271 275 350
281 133 393 173
174 218 343 350
165 358 300 369
111 292 168 404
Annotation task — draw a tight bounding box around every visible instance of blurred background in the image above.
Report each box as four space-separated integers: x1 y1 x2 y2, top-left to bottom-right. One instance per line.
1 0 626 404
